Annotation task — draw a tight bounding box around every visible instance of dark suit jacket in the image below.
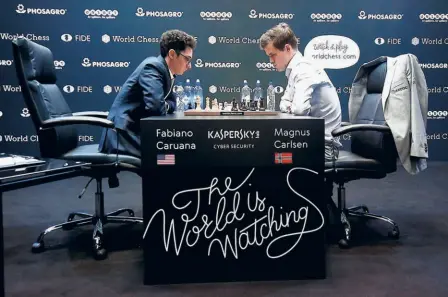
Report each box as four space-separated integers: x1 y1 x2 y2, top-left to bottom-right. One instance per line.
98 55 176 158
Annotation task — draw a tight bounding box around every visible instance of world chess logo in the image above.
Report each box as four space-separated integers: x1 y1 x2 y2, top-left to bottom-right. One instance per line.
82 58 92 67
61 33 73 42
412 37 420 46
209 85 217 93
54 60 65 69
63 85 75 93
102 34 110 43
375 37 385 45
208 36 217 44
21 108 30 117
195 59 204 68
103 85 112 94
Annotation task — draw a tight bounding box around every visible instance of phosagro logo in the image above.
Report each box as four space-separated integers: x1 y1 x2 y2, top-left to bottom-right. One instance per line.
0 60 13 66
81 58 130 68
194 59 241 68
135 7 183 18
84 9 118 19
256 62 276 72
249 9 294 19
420 63 448 69
200 11 232 21
358 10 403 20
311 13 342 23
428 110 448 119
420 14 448 23
15 4 67 15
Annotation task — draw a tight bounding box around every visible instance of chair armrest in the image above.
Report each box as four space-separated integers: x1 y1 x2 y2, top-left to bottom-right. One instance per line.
72 111 108 118
341 122 351 127
41 116 114 129
332 123 391 137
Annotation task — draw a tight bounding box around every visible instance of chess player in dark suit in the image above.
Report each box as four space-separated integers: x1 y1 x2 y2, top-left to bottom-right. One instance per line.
98 29 196 158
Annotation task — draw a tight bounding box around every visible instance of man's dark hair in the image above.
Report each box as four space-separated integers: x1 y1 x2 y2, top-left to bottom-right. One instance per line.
160 30 197 57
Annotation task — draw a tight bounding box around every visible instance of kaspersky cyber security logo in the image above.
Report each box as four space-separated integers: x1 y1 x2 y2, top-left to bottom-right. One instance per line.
200 11 232 21
194 59 241 68
15 4 67 15
81 58 130 68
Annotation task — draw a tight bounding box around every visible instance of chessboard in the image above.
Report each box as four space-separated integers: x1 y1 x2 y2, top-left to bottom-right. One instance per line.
183 110 279 116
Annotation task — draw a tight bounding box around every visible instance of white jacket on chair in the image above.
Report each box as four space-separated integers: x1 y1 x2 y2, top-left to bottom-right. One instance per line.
348 54 428 175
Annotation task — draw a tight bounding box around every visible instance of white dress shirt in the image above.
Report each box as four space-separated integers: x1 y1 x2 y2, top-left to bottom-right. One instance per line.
280 51 342 148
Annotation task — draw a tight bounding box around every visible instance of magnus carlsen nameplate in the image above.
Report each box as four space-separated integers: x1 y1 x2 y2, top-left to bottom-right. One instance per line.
140 114 326 286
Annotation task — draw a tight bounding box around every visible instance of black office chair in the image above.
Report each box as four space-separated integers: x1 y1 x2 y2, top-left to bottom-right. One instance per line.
12 37 143 260
325 61 400 248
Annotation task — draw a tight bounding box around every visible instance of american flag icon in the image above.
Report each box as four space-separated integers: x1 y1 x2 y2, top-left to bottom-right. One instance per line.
274 152 293 164
157 154 175 165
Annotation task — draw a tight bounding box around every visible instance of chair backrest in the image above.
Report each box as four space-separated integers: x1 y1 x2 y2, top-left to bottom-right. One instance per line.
351 61 398 173
12 37 78 158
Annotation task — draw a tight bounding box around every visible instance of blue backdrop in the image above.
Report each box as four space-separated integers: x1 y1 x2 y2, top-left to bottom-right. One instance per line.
0 0 447 160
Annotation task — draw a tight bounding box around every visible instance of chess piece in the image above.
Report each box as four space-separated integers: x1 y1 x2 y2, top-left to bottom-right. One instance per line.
231 98 238 111
219 102 223 111
212 98 219 111
258 98 266 111
239 101 247 111
195 96 202 111
205 97 211 111
249 100 256 111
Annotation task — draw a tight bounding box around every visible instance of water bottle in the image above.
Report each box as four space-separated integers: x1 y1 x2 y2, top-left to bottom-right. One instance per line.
253 80 263 103
174 83 185 112
241 80 251 104
184 79 193 109
267 81 276 111
194 79 204 109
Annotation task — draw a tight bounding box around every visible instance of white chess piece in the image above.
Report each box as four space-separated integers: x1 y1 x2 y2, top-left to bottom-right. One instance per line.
195 96 202 111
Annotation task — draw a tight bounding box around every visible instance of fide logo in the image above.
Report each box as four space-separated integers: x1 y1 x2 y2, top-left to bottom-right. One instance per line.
61 34 72 42
375 37 385 45
63 85 75 93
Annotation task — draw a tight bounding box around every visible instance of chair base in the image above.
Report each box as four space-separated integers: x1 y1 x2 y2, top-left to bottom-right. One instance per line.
327 182 400 249
31 177 143 260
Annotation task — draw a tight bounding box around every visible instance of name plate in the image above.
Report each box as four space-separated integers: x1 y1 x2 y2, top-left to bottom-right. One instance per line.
141 116 326 285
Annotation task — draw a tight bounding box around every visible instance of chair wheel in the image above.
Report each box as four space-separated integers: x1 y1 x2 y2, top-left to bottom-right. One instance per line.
93 247 108 260
31 241 45 253
128 210 135 217
361 206 369 213
338 239 350 249
388 227 400 239
93 235 108 260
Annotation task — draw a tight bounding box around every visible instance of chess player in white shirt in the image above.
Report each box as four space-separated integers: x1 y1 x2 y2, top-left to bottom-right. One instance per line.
260 23 342 161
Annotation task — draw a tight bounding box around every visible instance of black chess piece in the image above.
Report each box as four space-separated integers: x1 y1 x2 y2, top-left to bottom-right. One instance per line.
249 100 256 111
259 98 266 111
231 98 238 111
240 101 247 111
